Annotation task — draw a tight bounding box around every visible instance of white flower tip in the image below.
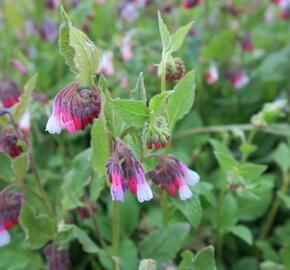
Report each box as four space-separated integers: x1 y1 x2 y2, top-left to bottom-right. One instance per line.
137 183 153 203
111 187 125 202
45 115 62 134
0 229 10 247
179 185 193 201
185 170 200 187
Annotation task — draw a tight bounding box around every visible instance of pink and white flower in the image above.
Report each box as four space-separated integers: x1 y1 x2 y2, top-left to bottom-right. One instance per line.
226 68 249 89
46 82 101 134
0 225 10 247
205 65 219 85
0 81 20 108
97 51 115 76
19 111 31 136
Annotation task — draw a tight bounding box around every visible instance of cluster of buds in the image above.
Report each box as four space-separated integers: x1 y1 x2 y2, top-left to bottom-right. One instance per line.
222 1 243 17
0 81 21 108
225 68 249 89
0 190 25 247
44 243 71 270
165 58 185 83
144 117 170 150
106 139 153 203
240 34 254 52
183 0 202 9
148 155 200 200
45 82 101 135
0 131 23 158
205 64 219 85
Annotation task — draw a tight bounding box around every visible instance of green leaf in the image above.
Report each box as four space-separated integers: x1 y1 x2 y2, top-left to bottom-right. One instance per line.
149 91 172 117
214 152 238 171
112 99 149 127
90 174 106 202
12 154 29 181
273 143 290 172
19 204 56 249
73 225 100 254
170 21 193 53
89 119 110 175
140 223 190 263
158 11 171 51
167 70 196 130
119 239 139 270
13 73 38 121
219 193 238 231
280 245 290 269
179 250 195 270
239 163 267 180
0 152 13 182
202 29 236 61
138 259 157 270
61 149 92 210
58 7 77 74
229 225 253 245
191 246 217 270
174 193 202 229
260 261 286 270
98 74 114 134
130 72 147 102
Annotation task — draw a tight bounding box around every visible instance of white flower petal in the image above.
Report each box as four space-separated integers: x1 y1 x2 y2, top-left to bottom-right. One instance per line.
45 115 62 134
137 183 153 203
185 170 200 187
179 185 192 201
0 228 10 247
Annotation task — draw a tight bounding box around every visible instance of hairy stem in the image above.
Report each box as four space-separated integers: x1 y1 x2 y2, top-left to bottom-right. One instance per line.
112 201 120 257
260 171 290 238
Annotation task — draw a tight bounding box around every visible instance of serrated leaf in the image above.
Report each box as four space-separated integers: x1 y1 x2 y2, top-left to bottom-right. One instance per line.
192 246 217 270
170 21 193 53
174 193 202 229
112 99 149 127
130 72 147 102
89 119 110 175
0 152 13 182
19 204 56 249
158 11 171 51
12 153 29 181
69 26 99 85
140 223 190 263
229 225 253 245
167 70 196 130
13 73 38 121
149 91 172 116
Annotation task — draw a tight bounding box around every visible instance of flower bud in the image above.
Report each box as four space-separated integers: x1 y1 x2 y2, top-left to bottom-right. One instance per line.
144 117 170 150
165 58 185 83
0 131 23 158
0 81 21 108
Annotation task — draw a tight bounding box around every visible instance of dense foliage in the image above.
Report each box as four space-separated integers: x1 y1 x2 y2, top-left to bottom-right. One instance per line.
0 0 290 270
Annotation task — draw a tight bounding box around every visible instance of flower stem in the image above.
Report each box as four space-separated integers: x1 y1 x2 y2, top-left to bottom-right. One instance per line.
260 171 290 238
162 190 169 226
112 201 120 256
241 128 257 162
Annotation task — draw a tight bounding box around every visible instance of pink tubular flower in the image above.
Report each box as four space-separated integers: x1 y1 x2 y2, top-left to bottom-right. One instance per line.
0 191 25 247
19 111 31 136
205 65 219 85
183 0 202 9
97 51 115 76
148 155 200 200
45 82 101 135
0 81 21 108
225 68 249 89
106 139 153 203
11 59 27 75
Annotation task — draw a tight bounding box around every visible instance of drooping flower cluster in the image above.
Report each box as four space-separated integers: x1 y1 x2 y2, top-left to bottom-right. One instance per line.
106 139 153 203
0 191 25 247
148 155 200 200
0 81 21 108
165 58 185 83
44 243 71 270
273 0 290 19
241 34 254 52
0 131 23 158
46 82 101 134
144 117 170 150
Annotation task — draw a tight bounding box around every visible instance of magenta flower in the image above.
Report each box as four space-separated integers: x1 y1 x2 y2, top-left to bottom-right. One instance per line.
183 0 202 9
106 139 153 203
225 68 249 89
45 82 101 134
0 132 23 158
0 191 25 247
0 81 20 108
148 155 200 200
